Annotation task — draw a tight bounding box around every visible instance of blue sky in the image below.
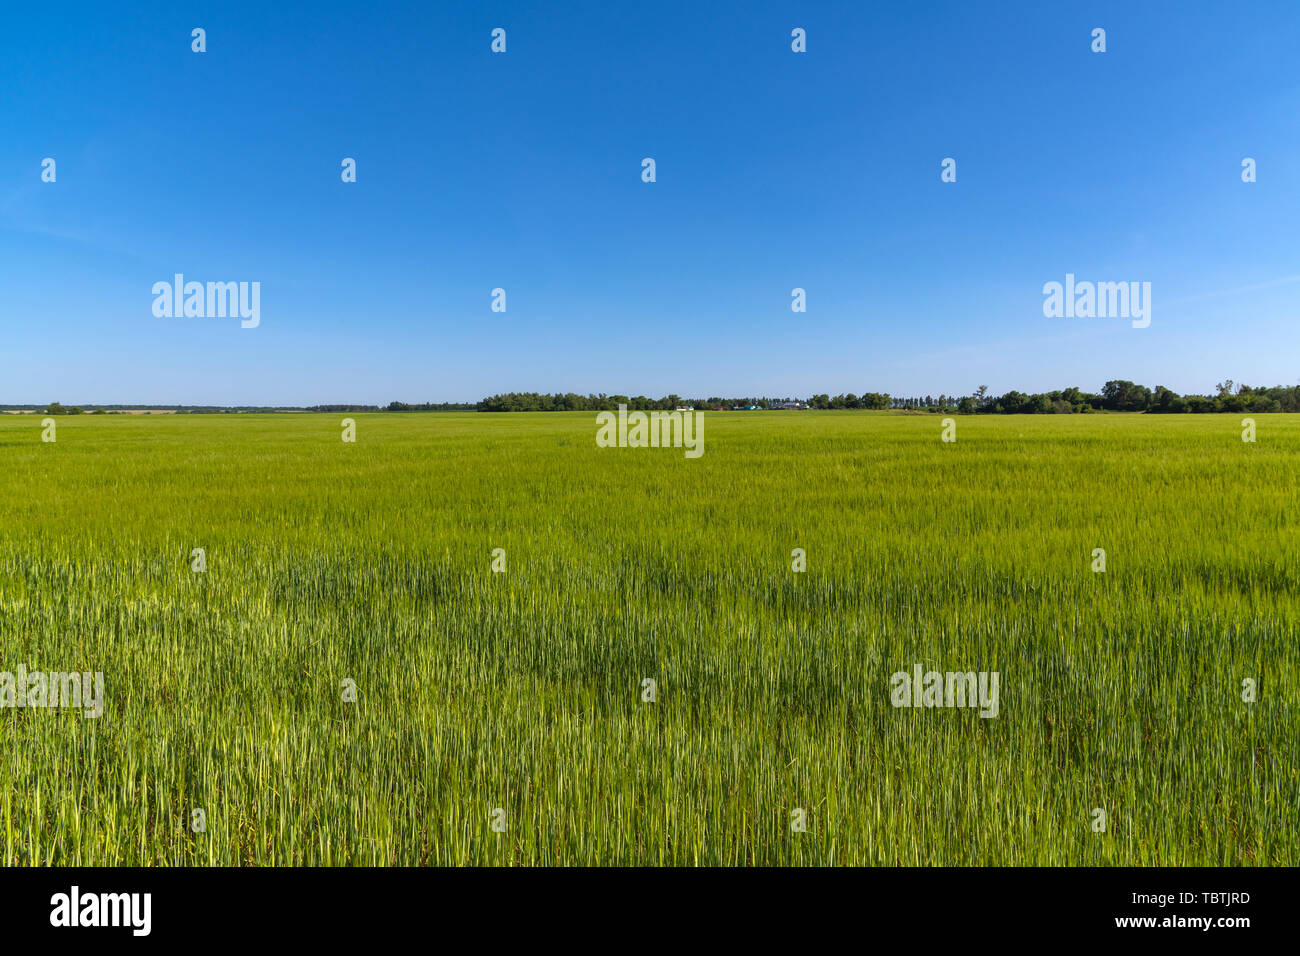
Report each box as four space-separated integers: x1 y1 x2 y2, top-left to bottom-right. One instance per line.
3 0 1298 405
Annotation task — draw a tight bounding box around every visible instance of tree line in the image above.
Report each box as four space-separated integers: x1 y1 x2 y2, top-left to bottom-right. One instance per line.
26 380 1300 415
474 393 799 412
474 381 1300 414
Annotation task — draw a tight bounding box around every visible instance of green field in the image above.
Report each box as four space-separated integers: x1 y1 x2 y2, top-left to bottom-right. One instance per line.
1 411 1295 865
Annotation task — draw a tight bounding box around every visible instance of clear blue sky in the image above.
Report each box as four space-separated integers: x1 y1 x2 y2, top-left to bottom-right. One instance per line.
3 0 1298 405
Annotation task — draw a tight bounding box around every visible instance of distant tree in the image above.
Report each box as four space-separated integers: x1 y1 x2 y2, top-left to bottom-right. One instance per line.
1101 380 1151 412
1149 386 1184 413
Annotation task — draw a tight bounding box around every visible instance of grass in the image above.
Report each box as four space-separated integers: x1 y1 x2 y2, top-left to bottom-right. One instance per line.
0 410 1295 865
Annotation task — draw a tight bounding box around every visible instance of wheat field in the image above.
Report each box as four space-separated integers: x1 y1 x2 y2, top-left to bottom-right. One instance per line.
0 411 1295 865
